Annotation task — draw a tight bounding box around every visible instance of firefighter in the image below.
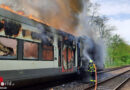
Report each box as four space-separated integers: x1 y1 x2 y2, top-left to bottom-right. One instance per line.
87 59 96 84
78 58 96 84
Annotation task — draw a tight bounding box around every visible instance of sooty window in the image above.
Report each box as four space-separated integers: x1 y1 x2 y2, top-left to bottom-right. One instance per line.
0 37 17 59
42 45 54 61
23 41 38 59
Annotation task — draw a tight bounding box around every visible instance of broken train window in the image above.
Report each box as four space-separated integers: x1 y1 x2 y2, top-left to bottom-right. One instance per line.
4 20 21 37
0 37 17 59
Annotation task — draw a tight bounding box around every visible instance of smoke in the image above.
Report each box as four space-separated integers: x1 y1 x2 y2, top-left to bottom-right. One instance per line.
76 0 106 70
0 0 82 35
34 23 54 44
0 0 106 69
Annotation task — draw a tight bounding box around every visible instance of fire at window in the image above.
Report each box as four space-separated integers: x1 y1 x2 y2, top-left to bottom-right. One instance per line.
24 41 38 59
42 45 54 61
0 37 17 57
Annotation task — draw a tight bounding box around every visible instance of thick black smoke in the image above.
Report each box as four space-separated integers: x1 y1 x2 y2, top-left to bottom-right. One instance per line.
79 36 105 70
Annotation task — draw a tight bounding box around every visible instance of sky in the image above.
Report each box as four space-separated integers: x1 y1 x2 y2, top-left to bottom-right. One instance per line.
92 0 130 44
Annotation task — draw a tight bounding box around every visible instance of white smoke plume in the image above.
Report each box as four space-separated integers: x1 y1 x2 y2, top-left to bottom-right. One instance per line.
77 0 106 70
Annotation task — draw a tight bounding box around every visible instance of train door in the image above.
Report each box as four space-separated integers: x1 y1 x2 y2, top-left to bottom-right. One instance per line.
67 47 74 70
62 45 74 72
58 35 76 72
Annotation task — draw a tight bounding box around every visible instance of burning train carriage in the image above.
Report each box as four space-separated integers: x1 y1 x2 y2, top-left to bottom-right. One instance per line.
0 8 78 86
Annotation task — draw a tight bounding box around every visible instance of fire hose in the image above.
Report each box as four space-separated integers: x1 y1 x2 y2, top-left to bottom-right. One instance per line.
93 63 97 90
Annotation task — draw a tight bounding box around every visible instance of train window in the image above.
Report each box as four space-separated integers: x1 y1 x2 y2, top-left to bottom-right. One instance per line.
22 30 32 38
42 45 54 61
0 37 17 59
4 20 21 37
23 41 38 59
31 32 40 40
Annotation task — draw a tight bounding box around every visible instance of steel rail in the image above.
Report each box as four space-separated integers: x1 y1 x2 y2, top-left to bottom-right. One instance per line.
86 70 130 90
114 78 130 90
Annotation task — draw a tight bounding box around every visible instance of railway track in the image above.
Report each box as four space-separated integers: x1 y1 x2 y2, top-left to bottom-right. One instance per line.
115 78 130 90
51 65 130 90
117 78 130 90
11 65 130 90
97 65 130 74
86 70 130 90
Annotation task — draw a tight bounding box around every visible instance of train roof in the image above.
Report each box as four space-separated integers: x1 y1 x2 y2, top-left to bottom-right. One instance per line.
0 8 75 40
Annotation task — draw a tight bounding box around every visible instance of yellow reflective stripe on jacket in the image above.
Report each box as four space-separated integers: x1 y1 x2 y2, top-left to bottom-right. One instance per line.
90 80 96 82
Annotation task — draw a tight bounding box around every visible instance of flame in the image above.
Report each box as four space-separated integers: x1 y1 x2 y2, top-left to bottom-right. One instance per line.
0 4 15 13
17 11 24 15
0 0 82 36
0 4 50 26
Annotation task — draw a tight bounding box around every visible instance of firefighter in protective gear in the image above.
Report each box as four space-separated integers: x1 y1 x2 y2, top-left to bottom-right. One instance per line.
88 59 96 84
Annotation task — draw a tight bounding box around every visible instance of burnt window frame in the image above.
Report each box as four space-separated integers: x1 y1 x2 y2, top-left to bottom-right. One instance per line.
3 19 22 37
0 36 18 60
58 40 62 66
72 41 76 66
22 40 39 60
42 43 54 61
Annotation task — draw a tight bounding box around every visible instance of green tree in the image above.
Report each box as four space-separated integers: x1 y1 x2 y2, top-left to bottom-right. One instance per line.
107 34 130 67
